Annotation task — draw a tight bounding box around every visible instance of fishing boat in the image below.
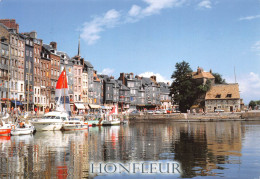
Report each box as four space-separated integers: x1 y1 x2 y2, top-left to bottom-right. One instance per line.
61 116 88 131
102 105 120 126
11 123 34 136
0 121 11 136
32 69 71 131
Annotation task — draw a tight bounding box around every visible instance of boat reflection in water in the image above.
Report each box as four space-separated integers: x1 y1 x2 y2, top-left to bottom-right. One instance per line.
1 121 260 178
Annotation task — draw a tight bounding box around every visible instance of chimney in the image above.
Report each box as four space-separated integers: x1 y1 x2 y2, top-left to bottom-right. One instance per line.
167 82 170 85
135 75 141 79
29 31 37 39
119 73 125 85
0 19 19 33
150 75 156 82
197 67 201 74
209 69 212 74
50 41 57 50
130 72 134 79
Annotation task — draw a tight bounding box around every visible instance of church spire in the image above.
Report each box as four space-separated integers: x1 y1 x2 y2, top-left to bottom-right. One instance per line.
78 35 80 57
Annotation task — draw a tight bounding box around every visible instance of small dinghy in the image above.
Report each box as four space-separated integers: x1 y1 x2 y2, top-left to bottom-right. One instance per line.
11 123 34 136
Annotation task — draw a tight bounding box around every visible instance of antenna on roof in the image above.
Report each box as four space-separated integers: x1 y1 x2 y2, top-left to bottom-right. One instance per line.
234 66 237 83
78 34 80 57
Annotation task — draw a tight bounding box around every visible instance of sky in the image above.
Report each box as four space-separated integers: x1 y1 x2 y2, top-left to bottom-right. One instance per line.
0 0 259 104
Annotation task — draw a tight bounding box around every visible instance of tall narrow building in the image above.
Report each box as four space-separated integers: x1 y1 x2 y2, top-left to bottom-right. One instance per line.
71 37 85 112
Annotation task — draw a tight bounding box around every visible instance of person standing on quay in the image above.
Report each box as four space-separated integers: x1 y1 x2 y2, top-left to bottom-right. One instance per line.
34 107 37 116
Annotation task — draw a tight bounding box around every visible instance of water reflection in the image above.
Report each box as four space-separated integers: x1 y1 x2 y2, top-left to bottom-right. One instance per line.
1 121 260 178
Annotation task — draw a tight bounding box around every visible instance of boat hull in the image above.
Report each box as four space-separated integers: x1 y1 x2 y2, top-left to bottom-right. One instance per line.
11 128 34 136
62 123 88 131
102 120 120 126
87 120 102 127
0 128 11 136
32 122 63 131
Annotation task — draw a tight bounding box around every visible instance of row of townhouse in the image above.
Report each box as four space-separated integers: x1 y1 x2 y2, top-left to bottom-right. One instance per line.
0 19 96 112
93 73 172 112
0 19 172 113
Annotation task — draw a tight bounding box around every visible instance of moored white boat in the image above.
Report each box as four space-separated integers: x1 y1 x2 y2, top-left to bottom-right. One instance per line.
102 119 120 126
102 105 120 126
87 119 103 127
31 111 69 131
11 124 34 136
62 117 88 131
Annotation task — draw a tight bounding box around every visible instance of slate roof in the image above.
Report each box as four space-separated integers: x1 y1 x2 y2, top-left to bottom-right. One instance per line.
57 51 70 59
42 44 53 52
84 61 93 68
205 83 240 100
141 77 154 86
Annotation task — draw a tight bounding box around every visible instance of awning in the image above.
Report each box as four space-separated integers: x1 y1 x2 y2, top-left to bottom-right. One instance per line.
11 100 23 105
101 106 112 110
75 103 85 109
84 104 90 110
89 104 101 109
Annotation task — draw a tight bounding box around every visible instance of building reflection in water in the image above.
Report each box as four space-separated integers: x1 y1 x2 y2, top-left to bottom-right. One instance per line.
0 122 247 178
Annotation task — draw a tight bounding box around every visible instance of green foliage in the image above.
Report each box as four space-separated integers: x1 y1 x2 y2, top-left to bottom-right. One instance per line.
212 73 226 84
170 61 213 113
249 100 260 109
197 80 211 93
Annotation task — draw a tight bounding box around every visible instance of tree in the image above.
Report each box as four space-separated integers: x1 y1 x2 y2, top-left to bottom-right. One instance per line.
212 73 226 84
249 100 257 109
170 61 197 113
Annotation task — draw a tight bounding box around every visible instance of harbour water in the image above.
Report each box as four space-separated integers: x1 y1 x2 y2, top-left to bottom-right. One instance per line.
1 121 260 178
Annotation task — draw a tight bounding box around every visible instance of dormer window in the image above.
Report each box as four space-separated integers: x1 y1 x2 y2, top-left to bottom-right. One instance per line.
216 94 221 98
226 94 232 98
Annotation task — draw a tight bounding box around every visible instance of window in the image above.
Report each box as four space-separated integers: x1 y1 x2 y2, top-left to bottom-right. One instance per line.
216 94 221 98
226 94 232 98
26 50 29 56
30 51 32 57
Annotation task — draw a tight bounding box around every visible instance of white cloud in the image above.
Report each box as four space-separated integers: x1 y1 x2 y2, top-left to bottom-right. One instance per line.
100 68 115 76
80 0 186 44
252 41 260 54
128 5 142 17
198 0 212 9
138 72 171 83
142 0 182 16
226 72 260 104
80 9 120 45
239 15 260 21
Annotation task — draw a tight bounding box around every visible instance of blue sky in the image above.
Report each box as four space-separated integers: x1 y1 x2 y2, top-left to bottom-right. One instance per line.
0 0 260 103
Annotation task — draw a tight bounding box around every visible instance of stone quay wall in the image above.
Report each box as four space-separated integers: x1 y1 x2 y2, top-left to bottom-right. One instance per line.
129 111 260 123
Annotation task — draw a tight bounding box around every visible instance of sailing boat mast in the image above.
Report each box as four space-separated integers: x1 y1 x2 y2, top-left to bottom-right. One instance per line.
7 43 10 111
63 67 66 110
234 66 237 83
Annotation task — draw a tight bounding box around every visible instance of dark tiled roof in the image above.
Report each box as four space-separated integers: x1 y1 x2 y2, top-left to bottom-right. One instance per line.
42 44 53 51
84 61 93 68
57 51 70 59
141 77 154 86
